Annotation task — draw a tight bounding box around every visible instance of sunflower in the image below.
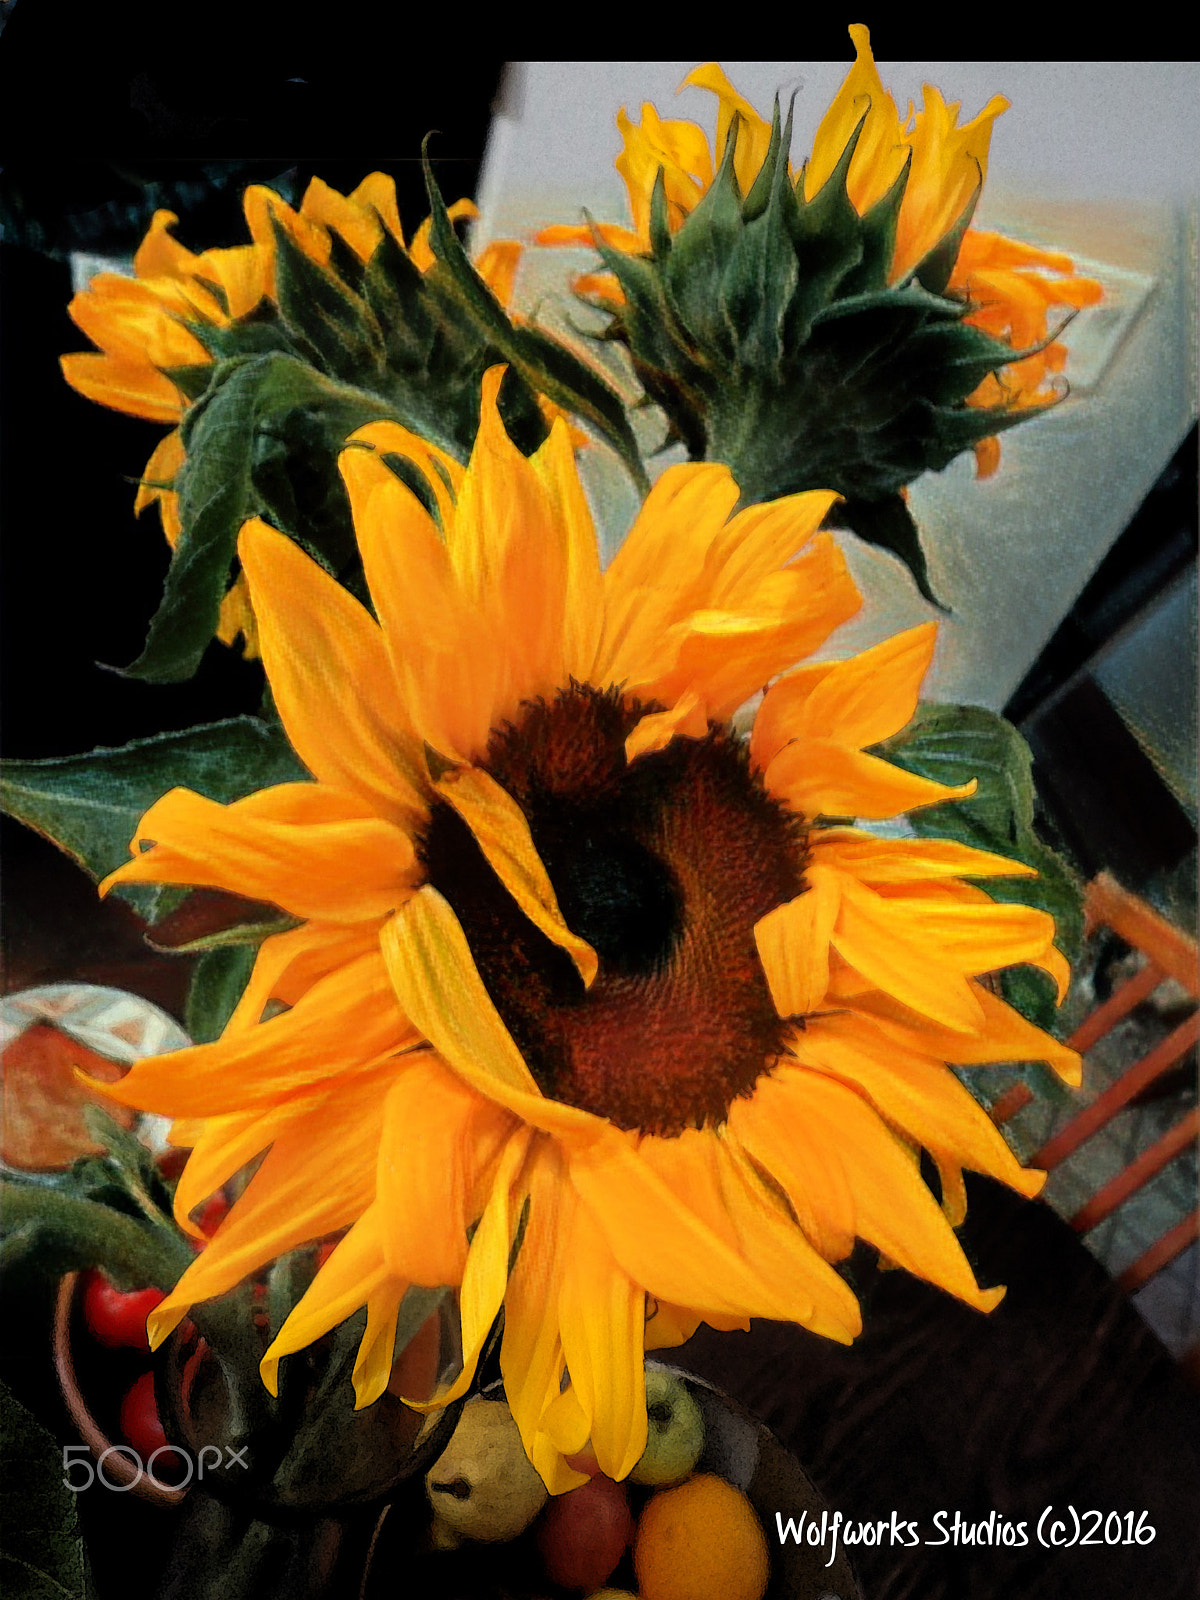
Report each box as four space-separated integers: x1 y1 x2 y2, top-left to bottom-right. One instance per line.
97 369 1078 1492
61 175 525 658
538 35 1101 479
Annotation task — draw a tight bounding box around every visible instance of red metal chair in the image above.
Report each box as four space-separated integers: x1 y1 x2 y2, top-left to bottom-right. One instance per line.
990 872 1199 1298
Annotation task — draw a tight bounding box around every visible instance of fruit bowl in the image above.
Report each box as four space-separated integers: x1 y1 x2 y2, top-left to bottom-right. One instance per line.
359 1362 863 1600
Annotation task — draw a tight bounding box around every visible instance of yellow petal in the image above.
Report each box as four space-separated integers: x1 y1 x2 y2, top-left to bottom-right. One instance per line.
797 1012 1044 1201
754 623 937 769
59 352 186 423
134 429 186 517
556 1195 648 1480
636 1129 862 1341
527 417 605 684
380 890 601 1143
339 435 507 763
830 875 986 1031
624 690 708 764
415 1129 533 1411
567 1126 851 1329
732 1066 1003 1311
376 1052 515 1285
681 63 775 197
100 782 419 924
754 863 841 1017
807 25 907 209
226 919 384 1032
851 982 1082 1085
650 540 861 721
380 886 540 1095
238 519 428 824
812 829 1036 884
766 738 976 821
259 1208 393 1395
435 765 597 986
98 951 417 1117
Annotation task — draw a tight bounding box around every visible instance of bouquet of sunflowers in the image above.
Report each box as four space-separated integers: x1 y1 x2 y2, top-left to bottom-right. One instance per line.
2 36 1108 1600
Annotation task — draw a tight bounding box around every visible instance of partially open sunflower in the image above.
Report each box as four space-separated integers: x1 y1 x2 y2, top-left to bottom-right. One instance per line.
97 368 1079 1492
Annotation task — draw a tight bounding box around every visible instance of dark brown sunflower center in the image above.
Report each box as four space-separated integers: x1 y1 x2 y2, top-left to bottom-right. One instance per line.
419 685 807 1137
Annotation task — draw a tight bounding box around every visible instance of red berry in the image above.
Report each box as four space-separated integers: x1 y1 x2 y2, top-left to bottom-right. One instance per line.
119 1371 183 1479
189 1193 229 1247
81 1270 165 1351
537 1474 633 1592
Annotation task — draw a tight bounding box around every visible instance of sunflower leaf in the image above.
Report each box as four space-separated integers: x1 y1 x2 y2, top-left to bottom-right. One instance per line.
874 702 1085 1029
186 946 258 1045
121 356 263 681
0 716 307 922
0 1381 94 1600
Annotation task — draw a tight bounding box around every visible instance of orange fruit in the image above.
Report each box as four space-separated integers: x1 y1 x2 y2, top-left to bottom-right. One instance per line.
634 1473 769 1600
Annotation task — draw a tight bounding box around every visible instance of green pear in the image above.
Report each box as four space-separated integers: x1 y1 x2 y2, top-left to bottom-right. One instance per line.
629 1367 705 1487
425 1398 547 1546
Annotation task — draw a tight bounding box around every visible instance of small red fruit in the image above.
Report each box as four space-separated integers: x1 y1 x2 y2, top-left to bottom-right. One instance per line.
119 1371 182 1478
537 1474 633 1592
81 1270 165 1351
189 1193 229 1247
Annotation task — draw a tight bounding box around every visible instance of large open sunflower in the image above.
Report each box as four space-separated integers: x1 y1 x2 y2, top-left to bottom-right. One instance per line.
97 369 1079 1491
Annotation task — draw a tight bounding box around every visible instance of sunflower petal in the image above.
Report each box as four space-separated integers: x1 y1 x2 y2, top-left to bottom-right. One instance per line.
259 1209 393 1396
435 766 597 986
100 783 419 924
376 1052 515 1285
754 865 841 1017
97 952 416 1117
766 737 976 821
380 889 604 1140
557 1196 649 1480
238 519 427 823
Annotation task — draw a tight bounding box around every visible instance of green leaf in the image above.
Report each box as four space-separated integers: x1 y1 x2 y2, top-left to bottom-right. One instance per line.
123 357 263 681
0 716 307 921
423 153 649 492
876 702 1037 848
873 702 1085 1028
186 945 258 1045
0 1381 93 1600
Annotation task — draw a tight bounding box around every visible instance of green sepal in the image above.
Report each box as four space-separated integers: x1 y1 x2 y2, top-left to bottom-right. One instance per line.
423 149 649 493
164 360 221 403
269 217 386 383
834 494 945 610
874 702 1085 1034
123 355 263 681
567 102 1064 590
910 183 980 298
0 1382 95 1600
648 167 673 261
0 715 307 922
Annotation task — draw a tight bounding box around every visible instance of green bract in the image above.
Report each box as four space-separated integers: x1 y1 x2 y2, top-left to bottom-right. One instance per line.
584 105 1049 604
